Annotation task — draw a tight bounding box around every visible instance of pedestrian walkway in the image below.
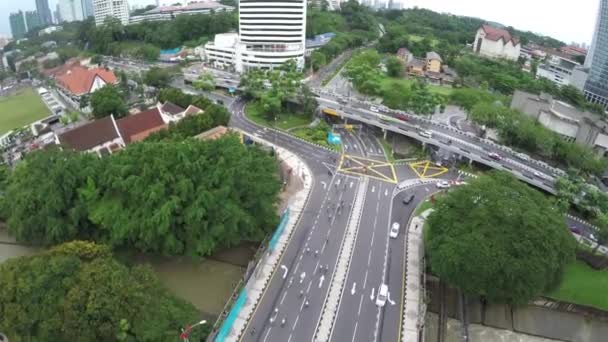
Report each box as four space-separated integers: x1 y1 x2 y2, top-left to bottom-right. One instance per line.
222 132 314 342
313 178 368 342
401 210 431 342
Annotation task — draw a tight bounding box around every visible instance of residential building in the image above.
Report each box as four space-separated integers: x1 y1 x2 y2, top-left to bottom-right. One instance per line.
305 32 336 56
511 90 608 156
55 65 118 101
584 0 608 109
59 0 85 23
25 11 42 32
116 107 167 143
82 0 95 18
9 11 27 39
93 0 129 26
36 0 54 26
425 51 442 73
560 45 587 59
396 47 412 63
407 58 425 76
56 115 126 156
129 1 233 25
536 55 582 87
473 24 521 61
204 0 307 72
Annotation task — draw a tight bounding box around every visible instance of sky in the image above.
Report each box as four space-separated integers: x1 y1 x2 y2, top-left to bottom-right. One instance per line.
0 0 600 46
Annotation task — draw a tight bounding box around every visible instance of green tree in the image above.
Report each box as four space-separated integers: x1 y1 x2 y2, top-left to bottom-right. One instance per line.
81 138 281 255
193 72 216 91
385 56 404 77
0 241 203 341
158 87 194 108
90 85 128 119
144 67 173 88
3 149 100 245
426 171 576 305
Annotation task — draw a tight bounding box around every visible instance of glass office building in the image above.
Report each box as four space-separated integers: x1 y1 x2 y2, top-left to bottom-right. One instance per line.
585 0 608 109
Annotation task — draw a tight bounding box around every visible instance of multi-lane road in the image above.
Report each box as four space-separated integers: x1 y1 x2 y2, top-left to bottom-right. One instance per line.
173 67 602 342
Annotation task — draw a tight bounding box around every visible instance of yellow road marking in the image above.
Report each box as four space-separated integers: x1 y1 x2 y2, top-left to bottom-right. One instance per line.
408 160 448 179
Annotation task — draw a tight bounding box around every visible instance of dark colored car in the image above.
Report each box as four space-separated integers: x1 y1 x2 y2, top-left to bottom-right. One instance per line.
569 226 581 235
403 194 415 205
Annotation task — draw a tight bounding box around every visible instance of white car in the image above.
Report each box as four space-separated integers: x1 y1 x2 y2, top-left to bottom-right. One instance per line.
533 171 542 178
389 222 400 238
419 130 432 139
376 284 388 307
370 106 379 113
436 181 450 189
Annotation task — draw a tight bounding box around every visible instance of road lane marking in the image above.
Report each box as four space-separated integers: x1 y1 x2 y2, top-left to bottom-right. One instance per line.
287 334 292 342
318 274 325 288
306 280 312 293
370 287 375 301
280 292 287 305
358 294 364 315
351 282 356 295
351 321 359 342
263 328 271 342
315 260 320 273
363 270 368 289
292 314 300 329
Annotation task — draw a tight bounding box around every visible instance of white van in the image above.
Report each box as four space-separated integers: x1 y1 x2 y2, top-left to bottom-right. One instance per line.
376 284 388 307
419 130 432 139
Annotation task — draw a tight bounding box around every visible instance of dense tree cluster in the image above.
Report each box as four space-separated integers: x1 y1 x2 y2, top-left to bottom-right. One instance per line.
468 102 607 175
2 136 280 256
0 241 205 341
426 172 576 305
78 12 236 59
306 2 379 71
344 50 446 114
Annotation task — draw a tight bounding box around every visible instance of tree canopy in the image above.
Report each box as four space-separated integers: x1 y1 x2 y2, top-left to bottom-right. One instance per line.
90 85 128 119
425 172 576 305
3 136 280 256
0 241 204 341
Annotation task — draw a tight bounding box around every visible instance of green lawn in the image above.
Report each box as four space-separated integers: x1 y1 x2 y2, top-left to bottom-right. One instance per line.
546 261 608 311
415 199 435 216
245 102 311 130
292 125 341 151
379 138 395 163
0 88 50 135
380 77 453 96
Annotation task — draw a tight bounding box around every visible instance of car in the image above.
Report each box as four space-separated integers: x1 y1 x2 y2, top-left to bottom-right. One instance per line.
337 98 347 104
533 171 542 178
436 181 450 189
389 222 400 238
569 226 581 235
395 114 409 122
403 194 415 205
516 153 530 161
370 106 379 113
590 233 597 241
375 284 388 307
488 152 502 161
419 130 432 139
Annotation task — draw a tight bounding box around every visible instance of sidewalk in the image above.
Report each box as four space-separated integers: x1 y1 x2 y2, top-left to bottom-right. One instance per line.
401 210 430 342
222 131 314 342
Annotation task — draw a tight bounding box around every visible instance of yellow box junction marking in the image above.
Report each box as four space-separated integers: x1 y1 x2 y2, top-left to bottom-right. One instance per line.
338 154 398 184
408 160 448 179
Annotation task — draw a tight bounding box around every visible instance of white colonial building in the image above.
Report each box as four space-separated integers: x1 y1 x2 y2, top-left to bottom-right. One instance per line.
473 25 521 61
203 0 307 72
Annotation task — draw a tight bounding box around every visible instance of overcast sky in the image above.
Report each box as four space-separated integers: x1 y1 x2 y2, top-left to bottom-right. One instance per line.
0 0 600 45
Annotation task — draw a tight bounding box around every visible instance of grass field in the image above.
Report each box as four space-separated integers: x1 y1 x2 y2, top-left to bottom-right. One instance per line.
380 77 454 96
0 88 50 135
546 261 608 311
245 102 311 130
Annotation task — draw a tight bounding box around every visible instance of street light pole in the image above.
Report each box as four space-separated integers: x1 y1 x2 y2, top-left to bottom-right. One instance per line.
179 319 207 342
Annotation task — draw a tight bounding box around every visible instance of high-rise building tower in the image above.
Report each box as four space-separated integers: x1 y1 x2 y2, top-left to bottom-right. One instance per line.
36 0 53 26
93 0 130 26
82 0 95 18
59 0 85 23
584 0 608 109
236 0 307 71
9 11 27 39
25 11 42 31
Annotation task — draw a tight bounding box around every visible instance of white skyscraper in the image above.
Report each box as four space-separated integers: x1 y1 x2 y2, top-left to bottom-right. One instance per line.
236 0 307 71
59 0 84 23
93 0 129 26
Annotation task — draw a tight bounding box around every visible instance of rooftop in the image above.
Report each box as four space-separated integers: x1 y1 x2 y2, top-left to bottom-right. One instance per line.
480 24 520 46
426 51 442 62
161 102 186 115
57 116 120 151
140 1 232 15
56 65 118 96
116 108 166 144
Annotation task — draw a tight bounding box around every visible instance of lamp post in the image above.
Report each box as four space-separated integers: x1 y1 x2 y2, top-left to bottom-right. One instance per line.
179 320 207 342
